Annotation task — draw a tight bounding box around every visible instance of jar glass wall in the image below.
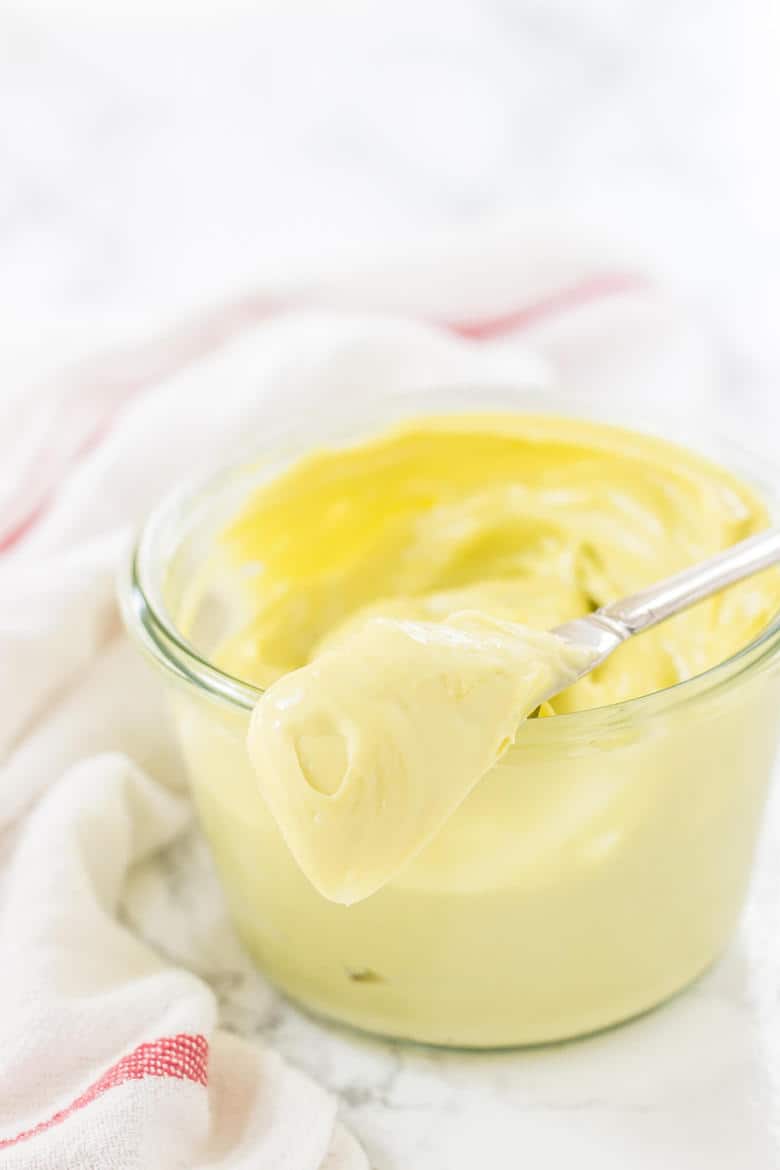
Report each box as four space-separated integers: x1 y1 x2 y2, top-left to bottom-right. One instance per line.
121 387 780 1047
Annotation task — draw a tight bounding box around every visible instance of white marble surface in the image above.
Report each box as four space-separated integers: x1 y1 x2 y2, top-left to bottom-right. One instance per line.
5 2 780 1166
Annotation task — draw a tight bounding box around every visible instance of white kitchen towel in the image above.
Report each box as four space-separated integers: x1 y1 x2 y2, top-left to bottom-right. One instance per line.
0 221 721 1167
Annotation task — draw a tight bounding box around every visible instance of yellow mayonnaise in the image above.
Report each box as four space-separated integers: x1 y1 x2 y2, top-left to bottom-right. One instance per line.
248 615 590 903
171 413 780 1046
216 414 774 707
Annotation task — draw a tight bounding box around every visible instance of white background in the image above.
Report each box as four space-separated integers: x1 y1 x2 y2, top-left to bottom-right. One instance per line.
3 4 780 1168
2 0 780 412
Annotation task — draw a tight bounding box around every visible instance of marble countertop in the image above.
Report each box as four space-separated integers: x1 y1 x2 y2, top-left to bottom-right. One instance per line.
4 2 780 1166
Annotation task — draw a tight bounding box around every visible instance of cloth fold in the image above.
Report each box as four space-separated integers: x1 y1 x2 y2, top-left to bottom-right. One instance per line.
0 756 364 1170
0 221 721 1168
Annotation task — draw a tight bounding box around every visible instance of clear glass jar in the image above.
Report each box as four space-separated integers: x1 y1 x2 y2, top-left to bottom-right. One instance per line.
120 387 780 1048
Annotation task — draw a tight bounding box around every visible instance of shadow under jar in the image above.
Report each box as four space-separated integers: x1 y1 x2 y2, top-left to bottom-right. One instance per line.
120 387 780 1048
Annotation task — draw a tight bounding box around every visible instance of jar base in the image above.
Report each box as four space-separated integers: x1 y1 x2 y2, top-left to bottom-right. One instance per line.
238 932 725 1051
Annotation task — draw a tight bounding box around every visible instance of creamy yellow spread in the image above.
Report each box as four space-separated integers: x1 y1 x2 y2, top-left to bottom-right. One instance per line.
212 414 778 907
247 616 589 903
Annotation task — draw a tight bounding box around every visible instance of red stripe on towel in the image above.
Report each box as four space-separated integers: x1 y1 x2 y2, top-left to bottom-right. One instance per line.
448 272 644 339
0 1034 208 1150
0 274 643 554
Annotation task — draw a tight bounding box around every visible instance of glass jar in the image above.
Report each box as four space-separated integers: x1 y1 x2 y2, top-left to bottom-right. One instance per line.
120 387 780 1048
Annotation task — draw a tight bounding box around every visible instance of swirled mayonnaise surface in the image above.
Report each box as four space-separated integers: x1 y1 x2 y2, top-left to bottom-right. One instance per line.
210 414 779 908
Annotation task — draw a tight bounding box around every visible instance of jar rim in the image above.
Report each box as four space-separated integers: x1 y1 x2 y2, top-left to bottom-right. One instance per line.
119 391 780 741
